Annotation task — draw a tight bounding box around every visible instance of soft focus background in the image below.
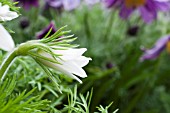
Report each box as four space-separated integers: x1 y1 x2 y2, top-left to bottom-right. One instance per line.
2 0 170 113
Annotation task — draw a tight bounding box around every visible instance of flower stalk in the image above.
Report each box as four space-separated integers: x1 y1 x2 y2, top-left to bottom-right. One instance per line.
0 41 36 81
0 49 17 81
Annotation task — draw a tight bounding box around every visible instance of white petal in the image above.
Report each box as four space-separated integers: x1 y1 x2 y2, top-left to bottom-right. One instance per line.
58 60 87 78
72 56 92 67
55 48 87 56
54 48 87 60
0 4 18 21
0 24 15 51
38 47 91 83
39 58 83 83
63 71 83 83
55 67 83 83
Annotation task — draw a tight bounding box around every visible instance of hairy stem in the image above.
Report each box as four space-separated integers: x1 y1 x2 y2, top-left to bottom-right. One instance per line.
0 49 17 81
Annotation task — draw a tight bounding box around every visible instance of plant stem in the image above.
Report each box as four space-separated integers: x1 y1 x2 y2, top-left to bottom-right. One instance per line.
0 49 17 81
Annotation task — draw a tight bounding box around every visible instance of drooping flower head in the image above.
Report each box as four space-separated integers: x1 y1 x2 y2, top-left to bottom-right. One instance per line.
39 47 91 83
36 26 91 83
45 0 80 11
140 35 170 61
14 0 39 10
36 21 57 39
0 24 91 83
104 0 170 23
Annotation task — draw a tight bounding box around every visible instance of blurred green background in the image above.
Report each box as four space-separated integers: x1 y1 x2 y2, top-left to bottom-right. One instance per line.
2 1 170 113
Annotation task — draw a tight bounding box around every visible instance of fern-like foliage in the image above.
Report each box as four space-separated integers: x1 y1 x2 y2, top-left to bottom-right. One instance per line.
0 76 50 113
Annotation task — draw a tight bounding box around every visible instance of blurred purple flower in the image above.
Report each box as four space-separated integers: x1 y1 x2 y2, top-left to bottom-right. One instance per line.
45 0 80 11
140 35 170 61
14 0 39 10
104 0 170 23
85 0 100 5
45 0 63 10
106 62 114 69
104 0 123 8
63 0 80 11
36 22 57 39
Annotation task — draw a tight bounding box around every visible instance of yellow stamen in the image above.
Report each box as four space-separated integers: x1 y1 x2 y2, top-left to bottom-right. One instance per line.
166 41 170 53
125 0 146 8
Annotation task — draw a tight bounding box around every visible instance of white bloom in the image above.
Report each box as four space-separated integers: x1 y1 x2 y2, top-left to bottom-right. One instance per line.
0 24 15 51
39 47 91 83
0 3 18 21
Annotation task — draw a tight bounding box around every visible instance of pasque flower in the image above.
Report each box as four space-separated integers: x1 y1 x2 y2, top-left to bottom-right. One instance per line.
14 0 39 10
104 0 170 23
35 27 91 83
36 24 91 83
0 25 91 83
140 35 170 61
39 47 91 83
0 3 18 21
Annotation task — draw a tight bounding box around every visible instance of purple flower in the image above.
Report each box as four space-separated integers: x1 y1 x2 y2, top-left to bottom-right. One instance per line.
140 35 170 61
104 0 170 23
45 0 63 10
85 0 100 5
63 0 80 11
104 0 123 8
14 0 39 10
36 22 57 39
45 0 80 11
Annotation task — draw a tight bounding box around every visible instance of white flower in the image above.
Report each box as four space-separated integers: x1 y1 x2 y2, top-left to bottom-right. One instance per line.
0 24 15 51
38 47 91 83
0 3 18 21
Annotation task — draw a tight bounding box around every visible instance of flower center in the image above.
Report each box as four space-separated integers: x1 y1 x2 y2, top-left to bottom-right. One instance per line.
125 0 146 8
166 41 170 53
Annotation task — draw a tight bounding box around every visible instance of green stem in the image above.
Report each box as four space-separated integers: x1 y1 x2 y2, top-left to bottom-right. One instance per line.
0 41 39 81
0 49 17 81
